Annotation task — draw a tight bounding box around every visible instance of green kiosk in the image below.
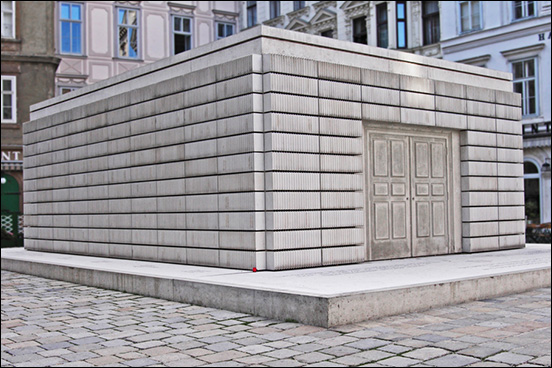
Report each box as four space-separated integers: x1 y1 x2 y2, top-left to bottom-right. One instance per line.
1 173 22 247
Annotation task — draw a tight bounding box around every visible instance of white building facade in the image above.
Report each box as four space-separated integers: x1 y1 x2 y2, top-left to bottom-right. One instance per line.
54 1 239 94
440 1 551 225
239 1 443 57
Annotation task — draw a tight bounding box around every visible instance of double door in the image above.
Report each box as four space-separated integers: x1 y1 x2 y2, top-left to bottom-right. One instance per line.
368 132 449 260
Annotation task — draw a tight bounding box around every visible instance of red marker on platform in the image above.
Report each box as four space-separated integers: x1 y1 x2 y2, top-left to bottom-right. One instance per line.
252 268 257 272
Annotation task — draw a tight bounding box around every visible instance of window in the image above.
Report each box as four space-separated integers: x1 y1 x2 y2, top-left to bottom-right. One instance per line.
60 2 83 54
459 1 481 33
524 161 541 224
247 1 257 28
320 29 333 38
396 1 407 49
173 15 191 55
1 76 16 124
423 1 440 45
512 58 537 116
1 1 15 38
376 3 388 48
513 1 535 20
293 1 305 11
216 22 234 40
269 1 280 18
117 8 139 58
352 17 367 44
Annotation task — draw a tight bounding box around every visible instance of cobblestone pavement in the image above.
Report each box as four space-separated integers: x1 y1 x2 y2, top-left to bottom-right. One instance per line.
1 270 550 367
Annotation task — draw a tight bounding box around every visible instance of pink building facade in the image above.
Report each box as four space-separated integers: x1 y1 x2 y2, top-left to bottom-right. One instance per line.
55 1 239 94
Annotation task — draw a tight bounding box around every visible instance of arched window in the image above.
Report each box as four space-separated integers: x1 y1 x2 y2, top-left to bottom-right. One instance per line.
524 161 540 224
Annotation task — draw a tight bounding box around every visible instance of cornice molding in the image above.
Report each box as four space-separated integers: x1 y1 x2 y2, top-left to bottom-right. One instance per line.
1 54 60 66
442 21 550 55
341 1 370 15
456 54 491 66
287 6 309 19
264 15 285 27
56 73 89 79
212 9 238 18
286 18 310 32
501 43 546 59
168 2 196 15
313 1 337 11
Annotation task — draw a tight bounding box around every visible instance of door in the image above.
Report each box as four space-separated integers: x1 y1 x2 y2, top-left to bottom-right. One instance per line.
410 137 448 257
1 173 22 246
368 132 449 260
369 134 411 260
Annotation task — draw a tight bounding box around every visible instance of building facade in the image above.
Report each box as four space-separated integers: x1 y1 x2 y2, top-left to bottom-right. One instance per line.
239 1 443 57
54 1 239 94
440 1 551 225
1 1 60 236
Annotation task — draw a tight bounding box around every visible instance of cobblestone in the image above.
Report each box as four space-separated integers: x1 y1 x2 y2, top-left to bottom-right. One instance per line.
1 271 550 367
487 351 534 365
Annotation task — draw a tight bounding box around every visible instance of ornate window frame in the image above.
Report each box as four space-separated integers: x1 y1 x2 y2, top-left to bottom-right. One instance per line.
310 7 337 37
341 1 370 43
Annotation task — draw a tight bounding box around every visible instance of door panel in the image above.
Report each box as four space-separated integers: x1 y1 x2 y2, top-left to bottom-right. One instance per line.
368 132 449 260
415 201 431 237
374 202 389 240
369 134 411 260
373 139 388 177
415 142 429 178
392 202 407 239
431 143 445 178
410 137 448 257
391 140 405 177
432 201 446 236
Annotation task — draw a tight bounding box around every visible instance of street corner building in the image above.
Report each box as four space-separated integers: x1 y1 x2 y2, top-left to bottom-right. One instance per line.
23 26 525 271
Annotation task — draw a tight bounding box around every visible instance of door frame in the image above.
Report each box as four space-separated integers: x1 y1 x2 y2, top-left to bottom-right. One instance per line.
363 122 462 261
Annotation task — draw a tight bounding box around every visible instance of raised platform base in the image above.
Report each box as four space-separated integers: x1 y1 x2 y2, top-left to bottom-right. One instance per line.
2 245 550 327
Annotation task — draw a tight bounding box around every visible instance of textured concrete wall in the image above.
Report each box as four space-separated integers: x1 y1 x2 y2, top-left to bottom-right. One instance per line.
24 26 524 270
24 55 264 269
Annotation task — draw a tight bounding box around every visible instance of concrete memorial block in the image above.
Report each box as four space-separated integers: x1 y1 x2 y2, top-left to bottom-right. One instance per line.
23 26 523 270
497 148 524 163
266 113 319 135
400 91 435 110
266 172 320 191
467 116 496 132
322 245 365 266
319 61 361 83
187 248 219 267
266 132 319 153
362 85 400 106
463 236 500 252
500 234 525 249
267 249 322 270
319 80 361 101
462 204 499 222
362 69 400 89
267 230 321 250
219 250 265 269
220 231 264 251
187 230 218 248
263 73 318 96
363 103 401 123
